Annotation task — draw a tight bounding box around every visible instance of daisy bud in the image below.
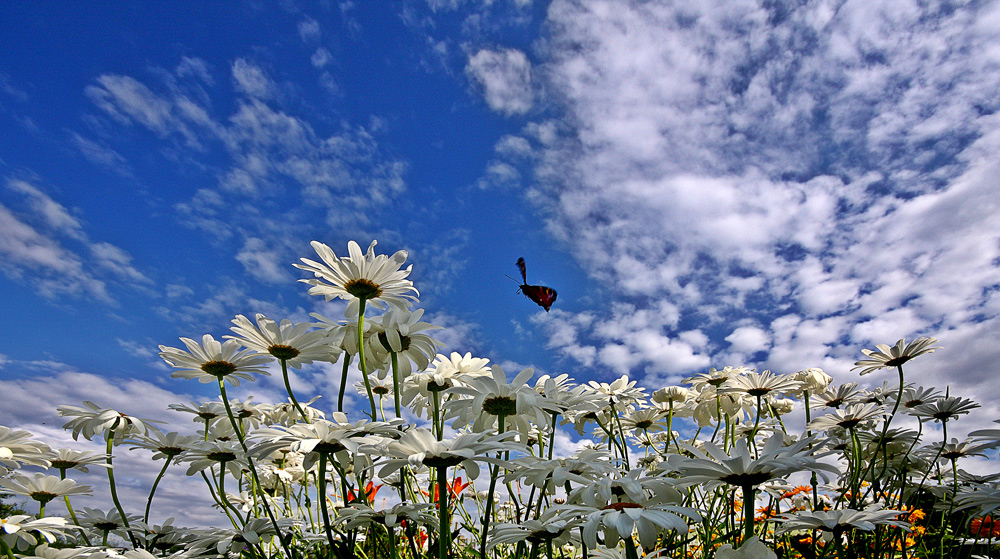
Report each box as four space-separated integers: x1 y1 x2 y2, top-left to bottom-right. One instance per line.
795 368 833 393
652 386 690 404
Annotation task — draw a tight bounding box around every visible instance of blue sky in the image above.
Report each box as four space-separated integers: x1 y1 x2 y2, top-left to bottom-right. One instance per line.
2 0 1000 520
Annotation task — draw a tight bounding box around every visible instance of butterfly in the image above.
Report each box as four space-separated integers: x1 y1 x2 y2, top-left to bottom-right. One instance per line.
514 257 557 311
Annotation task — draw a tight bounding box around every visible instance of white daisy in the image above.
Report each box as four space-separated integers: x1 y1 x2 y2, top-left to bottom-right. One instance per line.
226 313 336 368
159 334 271 386
295 239 419 314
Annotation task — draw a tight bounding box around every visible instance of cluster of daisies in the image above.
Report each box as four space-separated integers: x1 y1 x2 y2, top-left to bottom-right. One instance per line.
3 240 1000 559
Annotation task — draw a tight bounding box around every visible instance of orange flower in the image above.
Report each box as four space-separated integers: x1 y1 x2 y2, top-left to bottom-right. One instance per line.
780 485 812 500
970 516 1000 538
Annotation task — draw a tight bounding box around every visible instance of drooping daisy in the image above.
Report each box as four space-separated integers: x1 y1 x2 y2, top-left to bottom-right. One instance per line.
180 439 247 478
294 240 419 314
168 400 226 428
487 509 578 549
252 413 403 471
57 401 159 443
76 507 142 542
852 337 940 375
368 308 441 380
335 502 437 531
159 334 271 386
128 431 199 463
188 517 297 556
504 448 617 490
554 469 697 550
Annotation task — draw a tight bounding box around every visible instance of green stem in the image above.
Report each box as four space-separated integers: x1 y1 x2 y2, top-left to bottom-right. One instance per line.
216 462 246 525
280 358 310 424
432 389 443 441
338 353 352 413
623 536 640 559
742 484 755 544
437 465 450 559
391 352 402 419
1 537 17 559
218 376 296 559
58 468 92 546
105 430 139 548
480 413 506 559
356 298 377 420
318 453 337 552
144 458 173 525
200 470 241 530
860 365 905 503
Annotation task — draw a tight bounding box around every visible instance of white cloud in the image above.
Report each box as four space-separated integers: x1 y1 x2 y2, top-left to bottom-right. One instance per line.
524 0 1000 393
231 59 279 100
311 47 332 68
7 179 84 238
0 179 152 301
298 18 321 42
725 325 771 354
85 61 409 273
70 133 134 177
466 48 533 115
235 237 294 284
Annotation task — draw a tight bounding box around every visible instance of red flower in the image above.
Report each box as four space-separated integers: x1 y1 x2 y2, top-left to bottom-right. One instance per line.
347 481 382 505
431 476 470 504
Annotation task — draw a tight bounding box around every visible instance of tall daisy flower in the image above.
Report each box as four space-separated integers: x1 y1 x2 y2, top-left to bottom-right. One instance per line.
227 313 335 422
227 313 335 368
294 240 418 313
159 334 271 386
297 240 416 419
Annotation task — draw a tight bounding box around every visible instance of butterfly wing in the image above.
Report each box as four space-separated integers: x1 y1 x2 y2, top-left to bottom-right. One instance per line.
521 284 557 312
516 257 528 284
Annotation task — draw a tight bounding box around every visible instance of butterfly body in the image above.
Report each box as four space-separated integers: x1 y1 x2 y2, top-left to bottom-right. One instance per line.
515 257 557 311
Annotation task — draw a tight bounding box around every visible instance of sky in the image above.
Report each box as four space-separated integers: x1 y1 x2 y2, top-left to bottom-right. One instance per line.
2 0 999 524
